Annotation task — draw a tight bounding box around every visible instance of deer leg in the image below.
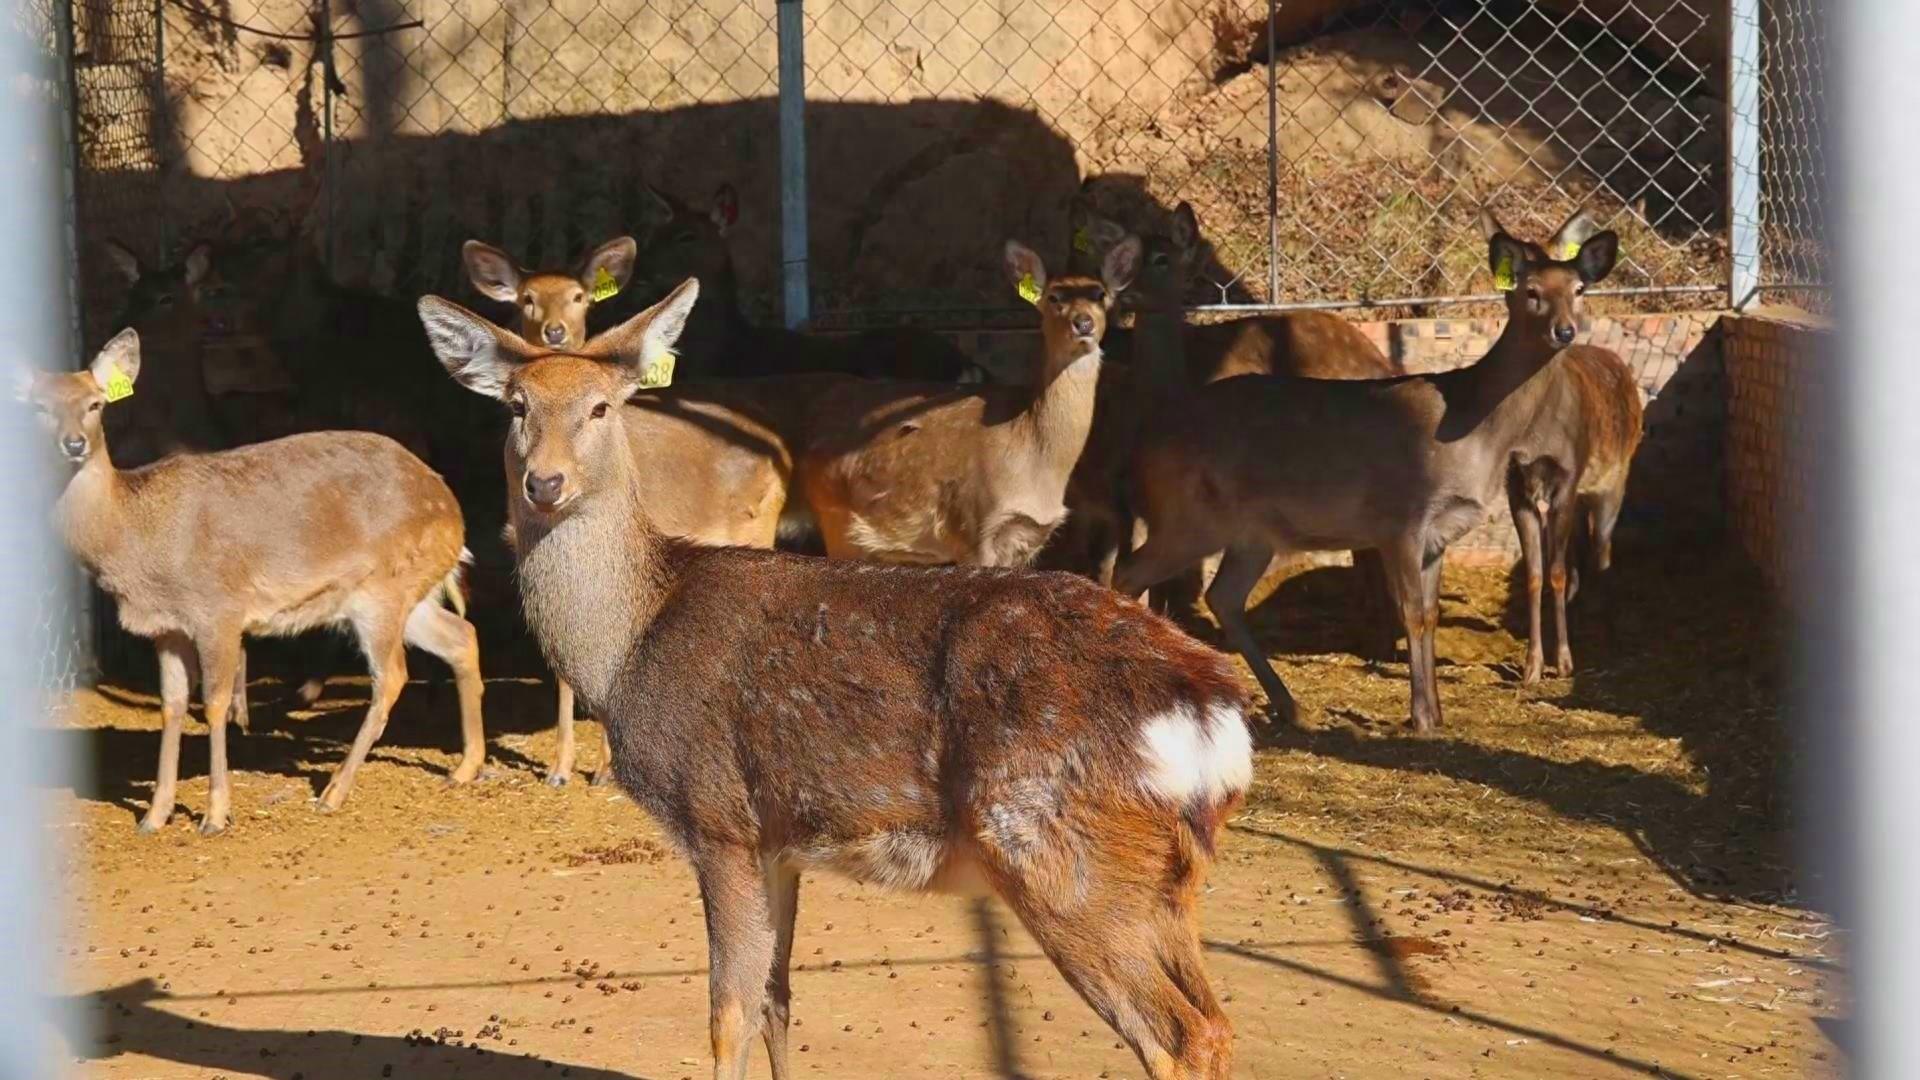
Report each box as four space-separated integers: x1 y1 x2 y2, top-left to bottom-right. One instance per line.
1588 486 1627 577
137 633 194 835
229 647 250 733
549 679 578 786
590 720 613 787
1420 554 1446 727
1112 526 1218 607
318 611 407 813
193 632 242 836
696 846 776 1080
1206 543 1295 725
403 596 487 785
760 859 801 1080
1352 549 1399 660
1508 475 1547 685
1547 495 1577 677
1380 540 1442 733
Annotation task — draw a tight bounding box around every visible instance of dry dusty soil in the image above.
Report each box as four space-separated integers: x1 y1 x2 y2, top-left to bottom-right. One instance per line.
50 553 1841 1079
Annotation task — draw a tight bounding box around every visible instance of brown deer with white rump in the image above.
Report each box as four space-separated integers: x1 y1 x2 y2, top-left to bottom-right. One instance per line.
796 236 1137 568
421 280 1250 1080
459 238 795 786
1504 212 1645 684
20 330 486 833
1114 211 1621 732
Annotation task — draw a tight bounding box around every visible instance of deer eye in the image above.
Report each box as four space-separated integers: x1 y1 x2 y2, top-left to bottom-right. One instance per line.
508 398 528 419
1574 282 1587 296
87 400 103 413
573 291 586 304
1089 287 1107 303
590 401 610 420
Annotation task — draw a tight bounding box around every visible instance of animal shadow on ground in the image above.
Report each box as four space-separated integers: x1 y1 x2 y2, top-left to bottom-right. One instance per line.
61 978 648 1080
1177 536 1797 905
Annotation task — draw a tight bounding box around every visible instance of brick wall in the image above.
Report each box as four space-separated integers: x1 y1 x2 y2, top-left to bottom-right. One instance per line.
1723 310 1831 586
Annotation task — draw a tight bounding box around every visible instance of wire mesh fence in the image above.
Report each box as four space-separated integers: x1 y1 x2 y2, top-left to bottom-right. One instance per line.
1754 0 1826 299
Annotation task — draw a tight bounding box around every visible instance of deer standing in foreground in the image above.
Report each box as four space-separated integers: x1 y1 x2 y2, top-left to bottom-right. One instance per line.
21 331 486 833
632 182 980 382
1113 211 1620 732
460 238 796 785
795 236 1137 568
421 279 1250 1080
1504 213 1645 684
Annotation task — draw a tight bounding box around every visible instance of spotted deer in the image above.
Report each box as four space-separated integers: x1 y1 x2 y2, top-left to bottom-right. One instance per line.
421 278 1250 1080
795 236 1137 569
1114 211 1621 732
20 330 486 834
1504 213 1645 684
632 182 980 382
458 239 796 785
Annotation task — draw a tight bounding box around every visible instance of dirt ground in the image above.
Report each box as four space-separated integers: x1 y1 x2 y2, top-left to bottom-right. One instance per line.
49 551 1841 1079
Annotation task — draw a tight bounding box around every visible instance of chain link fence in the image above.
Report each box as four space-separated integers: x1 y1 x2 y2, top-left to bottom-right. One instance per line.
1754 0 1826 299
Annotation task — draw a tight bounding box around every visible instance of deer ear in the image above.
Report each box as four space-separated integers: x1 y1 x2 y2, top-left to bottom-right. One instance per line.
418 296 538 400
1486 229 1531 291
1081 214 1129 257
90 328 141 389
1101 235 1142 294
182 243 213 289
462 240 523 303
103 240 143 284
1170 202 1200 257
1003 241 1046 294
11 366 38 403
638 183 677 229
710 184 739 237
578 236 637 296
584 277 699 387
1548 210 1601 262
1573 230 1619 283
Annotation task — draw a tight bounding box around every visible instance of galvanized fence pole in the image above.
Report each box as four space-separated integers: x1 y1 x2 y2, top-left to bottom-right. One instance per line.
776 0 809 330
1727 0 1763 310
1265 0 1279 305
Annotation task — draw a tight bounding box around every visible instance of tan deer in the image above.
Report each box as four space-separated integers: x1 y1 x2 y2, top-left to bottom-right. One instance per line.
460 236 638 348
795 236 1137 569
459 238 797 786
632 182 980 382
20 330 486 834
1114 211 1621 732
1505 213 1645 684
421 279 1251 1080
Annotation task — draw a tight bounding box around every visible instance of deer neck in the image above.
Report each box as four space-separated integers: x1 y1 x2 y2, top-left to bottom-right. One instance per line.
54 444 131 577
1439 313 1570 450
1017 332 1103 466
509 450 672 712
1130 290 1189 403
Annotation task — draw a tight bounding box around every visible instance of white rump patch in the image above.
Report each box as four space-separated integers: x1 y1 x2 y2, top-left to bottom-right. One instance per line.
1136 701 1253 805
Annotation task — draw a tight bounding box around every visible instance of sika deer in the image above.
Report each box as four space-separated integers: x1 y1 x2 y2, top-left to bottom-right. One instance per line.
453 239 796 785
99 239 229 466
1114 212 1620 732
461 236 638 348
632 182 979 382
796 236 1138 568
1505 214 1645 684
20 330 486 833
421 280 1251 1080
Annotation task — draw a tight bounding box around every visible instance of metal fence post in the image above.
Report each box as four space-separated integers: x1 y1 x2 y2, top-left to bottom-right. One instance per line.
1727 0 1762 310
1265 0 1278 305
53 0 97 688
776 0 809 330
320 0 337 273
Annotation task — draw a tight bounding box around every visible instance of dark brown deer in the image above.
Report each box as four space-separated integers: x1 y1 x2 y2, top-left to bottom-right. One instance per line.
457 238 797 785
795 236 1137 568
1505 213 1645 684
1113 211 1621 732
20 330 486 833
99 239 230 466
421 279 1250 1080
631 182 980 382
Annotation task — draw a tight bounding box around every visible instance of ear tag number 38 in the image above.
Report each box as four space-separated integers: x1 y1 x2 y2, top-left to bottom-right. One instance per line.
102 363 134 403
636 348 675 390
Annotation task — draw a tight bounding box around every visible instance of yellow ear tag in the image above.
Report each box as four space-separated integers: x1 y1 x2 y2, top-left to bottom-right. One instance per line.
590 266 621 303
1555 240 1582 261
1072 226 1093 255
101 363 134 402
635 348 675 390
1492 254 1516 292
1017 273 1041 306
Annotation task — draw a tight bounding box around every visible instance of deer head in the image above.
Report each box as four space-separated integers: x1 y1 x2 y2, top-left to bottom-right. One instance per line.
461 237 638 349
1481 209 1619 350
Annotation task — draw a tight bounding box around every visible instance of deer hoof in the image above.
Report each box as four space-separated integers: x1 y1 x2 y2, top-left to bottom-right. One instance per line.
589 768 612 788
198 817 229 838
545 772 570 788
136 815 168 836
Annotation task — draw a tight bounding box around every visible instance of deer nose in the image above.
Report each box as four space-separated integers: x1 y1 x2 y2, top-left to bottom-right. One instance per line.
542 324 568 346
60 435 87 460
523 471 567 509
1070 313 1096 338
1553 324 1577 346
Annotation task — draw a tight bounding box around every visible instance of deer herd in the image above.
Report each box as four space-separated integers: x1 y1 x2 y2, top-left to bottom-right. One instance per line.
27 184 1645 1079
